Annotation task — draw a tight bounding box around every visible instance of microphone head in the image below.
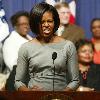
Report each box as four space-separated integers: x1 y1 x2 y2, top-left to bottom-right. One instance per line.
52 52 57 60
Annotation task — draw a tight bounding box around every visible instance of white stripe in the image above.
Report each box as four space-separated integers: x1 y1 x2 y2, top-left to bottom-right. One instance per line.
0 8 9 42
45 0 56 6
69 1 76 16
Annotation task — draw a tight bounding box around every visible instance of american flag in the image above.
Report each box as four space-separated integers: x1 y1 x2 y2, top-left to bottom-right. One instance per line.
66 0 76 24
0 0 9 42
45 0 76 24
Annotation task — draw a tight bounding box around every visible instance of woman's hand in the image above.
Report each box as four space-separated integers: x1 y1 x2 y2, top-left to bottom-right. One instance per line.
77 86 94 91
31 85 43 91
18 86 32 91
18 85 43 91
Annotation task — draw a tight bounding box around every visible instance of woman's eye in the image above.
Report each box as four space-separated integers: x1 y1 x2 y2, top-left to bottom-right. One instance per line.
48 20 53 23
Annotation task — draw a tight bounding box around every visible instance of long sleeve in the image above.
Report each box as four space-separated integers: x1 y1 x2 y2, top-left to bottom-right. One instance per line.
14 44 29 90
65 41 79 90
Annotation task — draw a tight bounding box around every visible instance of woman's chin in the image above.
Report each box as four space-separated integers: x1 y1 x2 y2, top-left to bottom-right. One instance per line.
43 33 52 37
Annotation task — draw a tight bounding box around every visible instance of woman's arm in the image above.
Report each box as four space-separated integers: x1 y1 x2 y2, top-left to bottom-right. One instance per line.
64 41 79 91
14 44 29 91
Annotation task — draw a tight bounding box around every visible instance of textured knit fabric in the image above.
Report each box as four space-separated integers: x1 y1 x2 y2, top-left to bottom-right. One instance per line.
15 40 79 91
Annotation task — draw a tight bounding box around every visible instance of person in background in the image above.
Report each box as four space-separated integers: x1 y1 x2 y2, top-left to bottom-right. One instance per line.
75 39 100 91
0 42 4 73
0 42 8 91
91 18 100 64
15 2 79 91
3 11 32 73
54 2 85 44
0 42 9 91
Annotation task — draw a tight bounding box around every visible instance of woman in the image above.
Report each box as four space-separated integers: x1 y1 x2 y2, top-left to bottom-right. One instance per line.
91 18 100 64
14 2 79 91
75 39 100 91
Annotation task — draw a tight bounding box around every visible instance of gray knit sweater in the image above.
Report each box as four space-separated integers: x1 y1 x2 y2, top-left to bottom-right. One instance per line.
15 40 79 91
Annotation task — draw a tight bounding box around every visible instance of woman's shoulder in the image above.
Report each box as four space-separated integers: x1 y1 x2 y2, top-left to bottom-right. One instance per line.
54 36 75 47
19 38 41 51
90 63 100 71
54 36 65 42
21 38 40 46
29 38 40 44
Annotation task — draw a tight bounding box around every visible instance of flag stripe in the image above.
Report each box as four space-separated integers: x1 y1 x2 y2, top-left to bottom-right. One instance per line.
0 0 9 42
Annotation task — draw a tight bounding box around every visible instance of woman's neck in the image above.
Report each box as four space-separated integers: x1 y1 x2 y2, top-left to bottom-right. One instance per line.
79 63 90 73
93 38 100 43
36 34 55 44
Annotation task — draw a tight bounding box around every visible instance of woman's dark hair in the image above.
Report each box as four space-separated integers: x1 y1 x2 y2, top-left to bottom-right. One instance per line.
10 11 29 27
30 2 60 35
75 39 94 51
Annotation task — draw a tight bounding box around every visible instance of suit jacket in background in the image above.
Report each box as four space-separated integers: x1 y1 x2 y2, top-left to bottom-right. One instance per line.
60 24 85 44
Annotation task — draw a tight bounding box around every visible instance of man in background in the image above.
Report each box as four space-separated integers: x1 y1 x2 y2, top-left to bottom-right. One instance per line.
54 2 85 44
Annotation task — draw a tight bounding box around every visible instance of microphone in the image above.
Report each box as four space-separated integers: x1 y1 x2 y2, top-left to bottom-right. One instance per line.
52 52 57 64
52 52 57 92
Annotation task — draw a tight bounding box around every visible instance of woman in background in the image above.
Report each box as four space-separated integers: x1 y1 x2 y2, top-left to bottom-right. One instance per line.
75 39 100 91
91 18 100 64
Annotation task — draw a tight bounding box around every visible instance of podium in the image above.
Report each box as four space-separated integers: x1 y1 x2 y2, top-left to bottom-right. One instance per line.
0 91 100 100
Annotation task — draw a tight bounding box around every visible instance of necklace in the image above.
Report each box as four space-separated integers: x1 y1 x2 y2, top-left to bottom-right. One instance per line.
79 64 90 80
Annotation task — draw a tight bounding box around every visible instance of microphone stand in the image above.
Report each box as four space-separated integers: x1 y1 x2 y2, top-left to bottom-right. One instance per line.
52 52 57 92
41 51 70 100
42 52 68 100
53 59 55 92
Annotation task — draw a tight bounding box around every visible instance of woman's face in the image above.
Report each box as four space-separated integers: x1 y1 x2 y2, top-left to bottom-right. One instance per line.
78 45 94 63
16 16 30 37
91 20 100 39
39 11 54 38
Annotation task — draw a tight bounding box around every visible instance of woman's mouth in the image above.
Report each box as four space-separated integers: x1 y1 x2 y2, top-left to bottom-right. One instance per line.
43 29 51 35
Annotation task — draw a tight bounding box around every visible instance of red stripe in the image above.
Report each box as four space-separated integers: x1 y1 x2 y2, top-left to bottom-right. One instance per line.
70 14 75 24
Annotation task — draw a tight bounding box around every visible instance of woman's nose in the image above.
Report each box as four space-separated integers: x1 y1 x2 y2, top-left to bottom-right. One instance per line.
43 22 49 27
85 51 91 55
